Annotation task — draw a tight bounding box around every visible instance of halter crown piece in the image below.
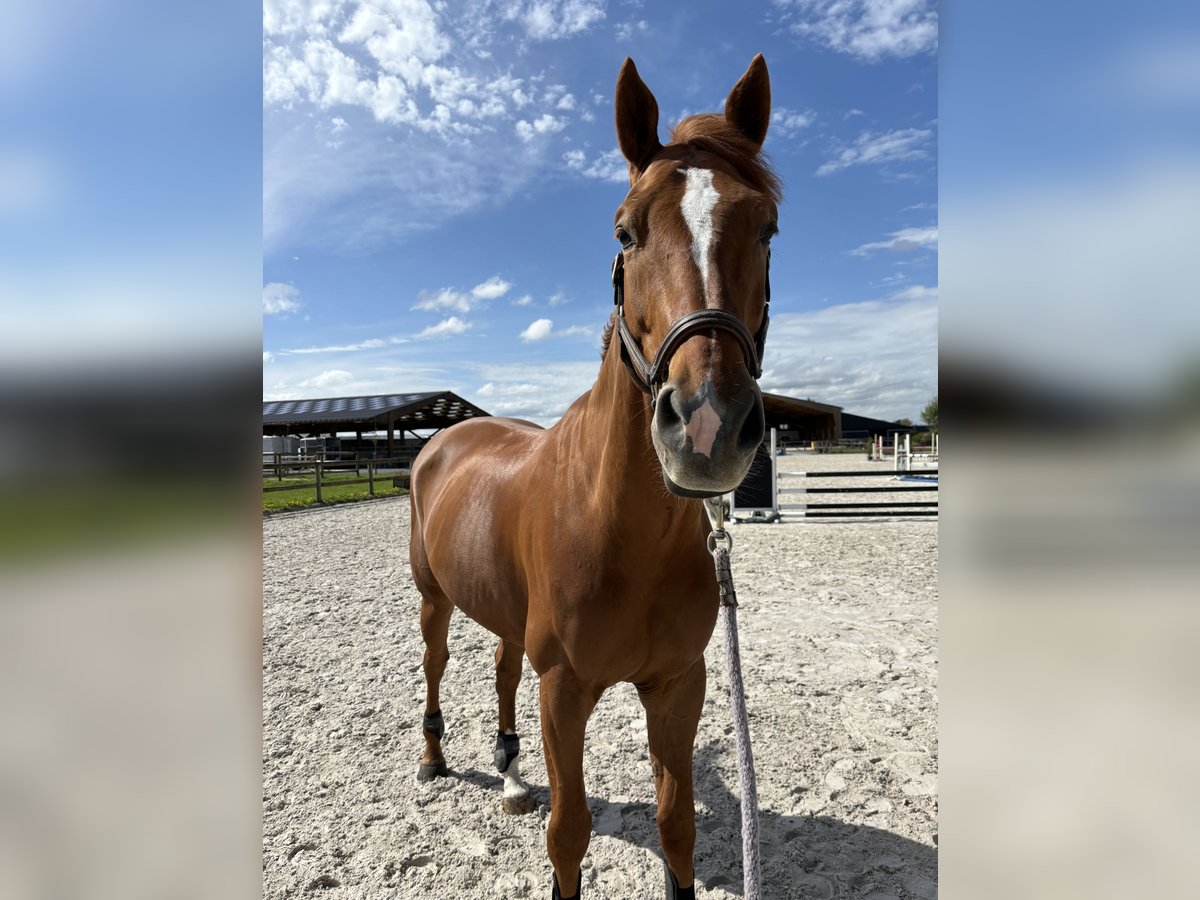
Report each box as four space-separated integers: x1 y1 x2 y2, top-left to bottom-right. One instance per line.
610 250 771 406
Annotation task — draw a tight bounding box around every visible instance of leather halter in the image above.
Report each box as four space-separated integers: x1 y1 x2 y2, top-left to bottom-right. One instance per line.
610 250 770 404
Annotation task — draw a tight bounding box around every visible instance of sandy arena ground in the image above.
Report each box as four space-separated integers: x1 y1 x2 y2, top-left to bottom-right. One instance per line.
263 452 938 899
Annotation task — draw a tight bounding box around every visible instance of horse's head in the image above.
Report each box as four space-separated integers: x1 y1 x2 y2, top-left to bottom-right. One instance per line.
610 55 779 499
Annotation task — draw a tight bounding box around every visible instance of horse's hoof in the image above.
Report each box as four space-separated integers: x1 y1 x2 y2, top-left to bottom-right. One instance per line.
416 761 449 782
501 791 535 815
552 872 580 900
663 859 696 900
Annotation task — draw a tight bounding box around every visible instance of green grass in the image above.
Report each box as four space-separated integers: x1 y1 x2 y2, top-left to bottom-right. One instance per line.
262 469 408 512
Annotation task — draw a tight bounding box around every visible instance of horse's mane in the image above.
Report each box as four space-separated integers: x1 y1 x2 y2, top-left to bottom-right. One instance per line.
599 114 781 361
600 312 617 361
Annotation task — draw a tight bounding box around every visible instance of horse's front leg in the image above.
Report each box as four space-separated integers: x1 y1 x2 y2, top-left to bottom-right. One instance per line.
539 665 601 899
638 658 705 900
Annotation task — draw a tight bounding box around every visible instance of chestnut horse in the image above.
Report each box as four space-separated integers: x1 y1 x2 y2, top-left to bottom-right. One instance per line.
409 55 780 899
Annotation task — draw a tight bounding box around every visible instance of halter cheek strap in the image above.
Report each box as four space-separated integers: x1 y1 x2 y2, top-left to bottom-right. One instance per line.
610 251 771 402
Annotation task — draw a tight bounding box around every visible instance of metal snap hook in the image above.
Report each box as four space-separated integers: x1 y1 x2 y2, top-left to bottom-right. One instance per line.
707 529 733 555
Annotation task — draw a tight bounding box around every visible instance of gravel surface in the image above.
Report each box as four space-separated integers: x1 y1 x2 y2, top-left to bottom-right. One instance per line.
264 452 938 899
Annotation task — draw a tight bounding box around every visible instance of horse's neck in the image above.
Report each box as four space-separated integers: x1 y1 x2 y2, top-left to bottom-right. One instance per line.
568 342 701 538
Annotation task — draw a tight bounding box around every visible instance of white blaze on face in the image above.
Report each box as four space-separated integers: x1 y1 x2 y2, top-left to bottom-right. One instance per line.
683 397 722 458
679 167 720 299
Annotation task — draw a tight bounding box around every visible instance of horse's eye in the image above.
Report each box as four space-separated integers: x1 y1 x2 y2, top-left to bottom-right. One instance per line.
615 226 636 250
760 223 778 246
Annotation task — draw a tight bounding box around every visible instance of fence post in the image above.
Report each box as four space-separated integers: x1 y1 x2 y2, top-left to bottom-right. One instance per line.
368 460 375 496
315 459 323 504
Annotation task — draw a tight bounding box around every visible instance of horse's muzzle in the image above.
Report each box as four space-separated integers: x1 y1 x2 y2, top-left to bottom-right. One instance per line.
652 377 765 498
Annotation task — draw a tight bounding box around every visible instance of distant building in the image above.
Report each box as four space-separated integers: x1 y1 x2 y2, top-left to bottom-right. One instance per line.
840 412 918 441
761 394 918 447
761 393 842 446
262 391 490 457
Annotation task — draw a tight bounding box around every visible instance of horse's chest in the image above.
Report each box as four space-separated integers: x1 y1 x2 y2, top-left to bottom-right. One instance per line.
532 560 719 682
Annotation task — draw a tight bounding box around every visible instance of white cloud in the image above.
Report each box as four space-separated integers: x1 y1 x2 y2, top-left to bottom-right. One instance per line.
466 360 599 424
521 318 554 341
338 1 450 79
516 114 567 142
771 107 816 134
761 285 938 421
263 2 575 139
845 108 865 118
283 338 387 354
520 317 591 341
263 1 615 251
413 287 472 313
615 19 650 41
516 0 606 41
816 127 933 176
264 0 343 37
417 316 470 338
548 290 569 306
263 351 273 364
414 275 511 313
471 275 512 300
512 294 533 306
263 282 302 315
851 225 938 256
774 0 938 62
563 147 628 182
299 369 354 389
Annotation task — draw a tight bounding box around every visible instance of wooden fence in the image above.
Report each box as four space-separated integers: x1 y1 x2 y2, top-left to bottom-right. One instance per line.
262 455 412 504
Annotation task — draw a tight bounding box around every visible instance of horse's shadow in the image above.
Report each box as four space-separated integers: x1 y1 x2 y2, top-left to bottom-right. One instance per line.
453 741 937 898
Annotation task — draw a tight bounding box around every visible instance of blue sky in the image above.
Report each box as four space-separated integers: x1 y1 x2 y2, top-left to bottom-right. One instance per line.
263 0 938 423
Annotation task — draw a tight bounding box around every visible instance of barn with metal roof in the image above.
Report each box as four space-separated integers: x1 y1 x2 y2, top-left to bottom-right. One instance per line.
262 391 490 456
761 393 843 445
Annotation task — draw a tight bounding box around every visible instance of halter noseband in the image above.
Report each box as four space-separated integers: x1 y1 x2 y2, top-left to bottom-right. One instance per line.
610 250 771 405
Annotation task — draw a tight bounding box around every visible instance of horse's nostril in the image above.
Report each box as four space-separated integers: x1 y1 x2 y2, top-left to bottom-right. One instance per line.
655 387 683 430
736 399 766 454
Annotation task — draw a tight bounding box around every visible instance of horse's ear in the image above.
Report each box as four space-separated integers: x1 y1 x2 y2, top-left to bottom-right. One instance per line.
615 57 662 184
724 53 771 150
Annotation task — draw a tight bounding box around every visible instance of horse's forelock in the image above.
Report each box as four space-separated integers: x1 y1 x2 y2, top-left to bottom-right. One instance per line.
668 114 782 203
601 116 777 364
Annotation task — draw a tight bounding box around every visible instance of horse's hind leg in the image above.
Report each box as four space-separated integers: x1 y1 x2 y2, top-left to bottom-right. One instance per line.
494 639 534 814
416 588 453 781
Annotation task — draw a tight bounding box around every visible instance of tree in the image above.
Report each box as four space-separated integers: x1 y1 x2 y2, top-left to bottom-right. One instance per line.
921 396 938 430
895 417 913 427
